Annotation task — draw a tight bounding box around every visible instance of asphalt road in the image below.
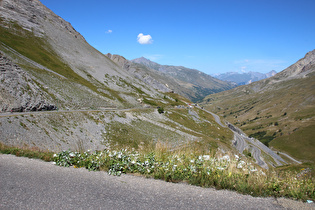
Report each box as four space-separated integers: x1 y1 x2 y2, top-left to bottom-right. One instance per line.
233 133 247 153
202 109 226 128
2 154 313 210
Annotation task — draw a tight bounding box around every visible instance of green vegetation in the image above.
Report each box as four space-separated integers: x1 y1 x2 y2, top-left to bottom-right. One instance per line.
270 125 315 161
2 140 314 201
143 98 158 106
143 92 188 108
103 122 151 149
0 142 53 162
202 74 315 164
249 131 275 147
157 107 164 114
50 147 315 201
164 109 233 146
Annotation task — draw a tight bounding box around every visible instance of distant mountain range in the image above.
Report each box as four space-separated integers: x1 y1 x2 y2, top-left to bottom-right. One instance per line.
132 57 236 102
213 70 277 85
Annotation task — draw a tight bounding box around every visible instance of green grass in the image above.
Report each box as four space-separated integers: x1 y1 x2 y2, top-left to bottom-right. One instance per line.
143 98 158 106
270 124 315 161
166 109 233 143
0 142 53 162
202 74 315 164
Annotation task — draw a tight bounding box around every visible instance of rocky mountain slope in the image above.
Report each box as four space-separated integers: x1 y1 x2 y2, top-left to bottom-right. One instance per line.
0 0 173 112
105 53 191 96
132 57 236 102
0 0 292 170
213 70 277 86
201 49 315 163
0 0 232 155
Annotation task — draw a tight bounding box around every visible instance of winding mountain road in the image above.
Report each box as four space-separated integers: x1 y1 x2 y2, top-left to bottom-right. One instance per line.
202 109 226 127
200 108 289 169
1 154 310 210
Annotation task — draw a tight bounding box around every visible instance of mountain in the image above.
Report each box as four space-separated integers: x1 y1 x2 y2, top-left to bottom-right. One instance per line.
105 53 198 100
201 50 315 163
132 57 236 102
0 0 294 170
265 70 277 78
0 0 238 156
213 70 277 86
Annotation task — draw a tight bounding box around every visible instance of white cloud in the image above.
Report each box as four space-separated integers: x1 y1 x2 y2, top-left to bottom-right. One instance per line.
137 33 153 44
106 29 112 34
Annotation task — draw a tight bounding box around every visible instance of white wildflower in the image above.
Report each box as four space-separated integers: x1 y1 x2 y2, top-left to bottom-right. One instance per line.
250 168 257 172
220 155 230 162
237 160 246 169
203 155 210 160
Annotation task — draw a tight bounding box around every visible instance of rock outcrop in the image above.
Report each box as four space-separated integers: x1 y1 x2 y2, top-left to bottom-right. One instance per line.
0 52 56 112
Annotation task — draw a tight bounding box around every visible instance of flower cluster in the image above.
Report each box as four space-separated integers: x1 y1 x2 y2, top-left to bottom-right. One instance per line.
53 149 257 176
52 149 315 201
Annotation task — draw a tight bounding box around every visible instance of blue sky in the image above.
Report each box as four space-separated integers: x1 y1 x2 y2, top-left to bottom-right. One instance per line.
40 0 315 75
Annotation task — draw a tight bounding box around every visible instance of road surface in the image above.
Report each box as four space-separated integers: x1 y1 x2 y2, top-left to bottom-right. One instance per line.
2 154 311 210
201 109 226 127
278 152 302 164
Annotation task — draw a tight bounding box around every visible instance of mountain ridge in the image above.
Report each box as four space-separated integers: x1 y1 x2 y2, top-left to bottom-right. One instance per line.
132 57 236 102
213 70 277 85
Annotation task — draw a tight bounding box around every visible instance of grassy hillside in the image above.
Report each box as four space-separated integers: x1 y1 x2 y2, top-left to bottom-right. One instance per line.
201 69 315 163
